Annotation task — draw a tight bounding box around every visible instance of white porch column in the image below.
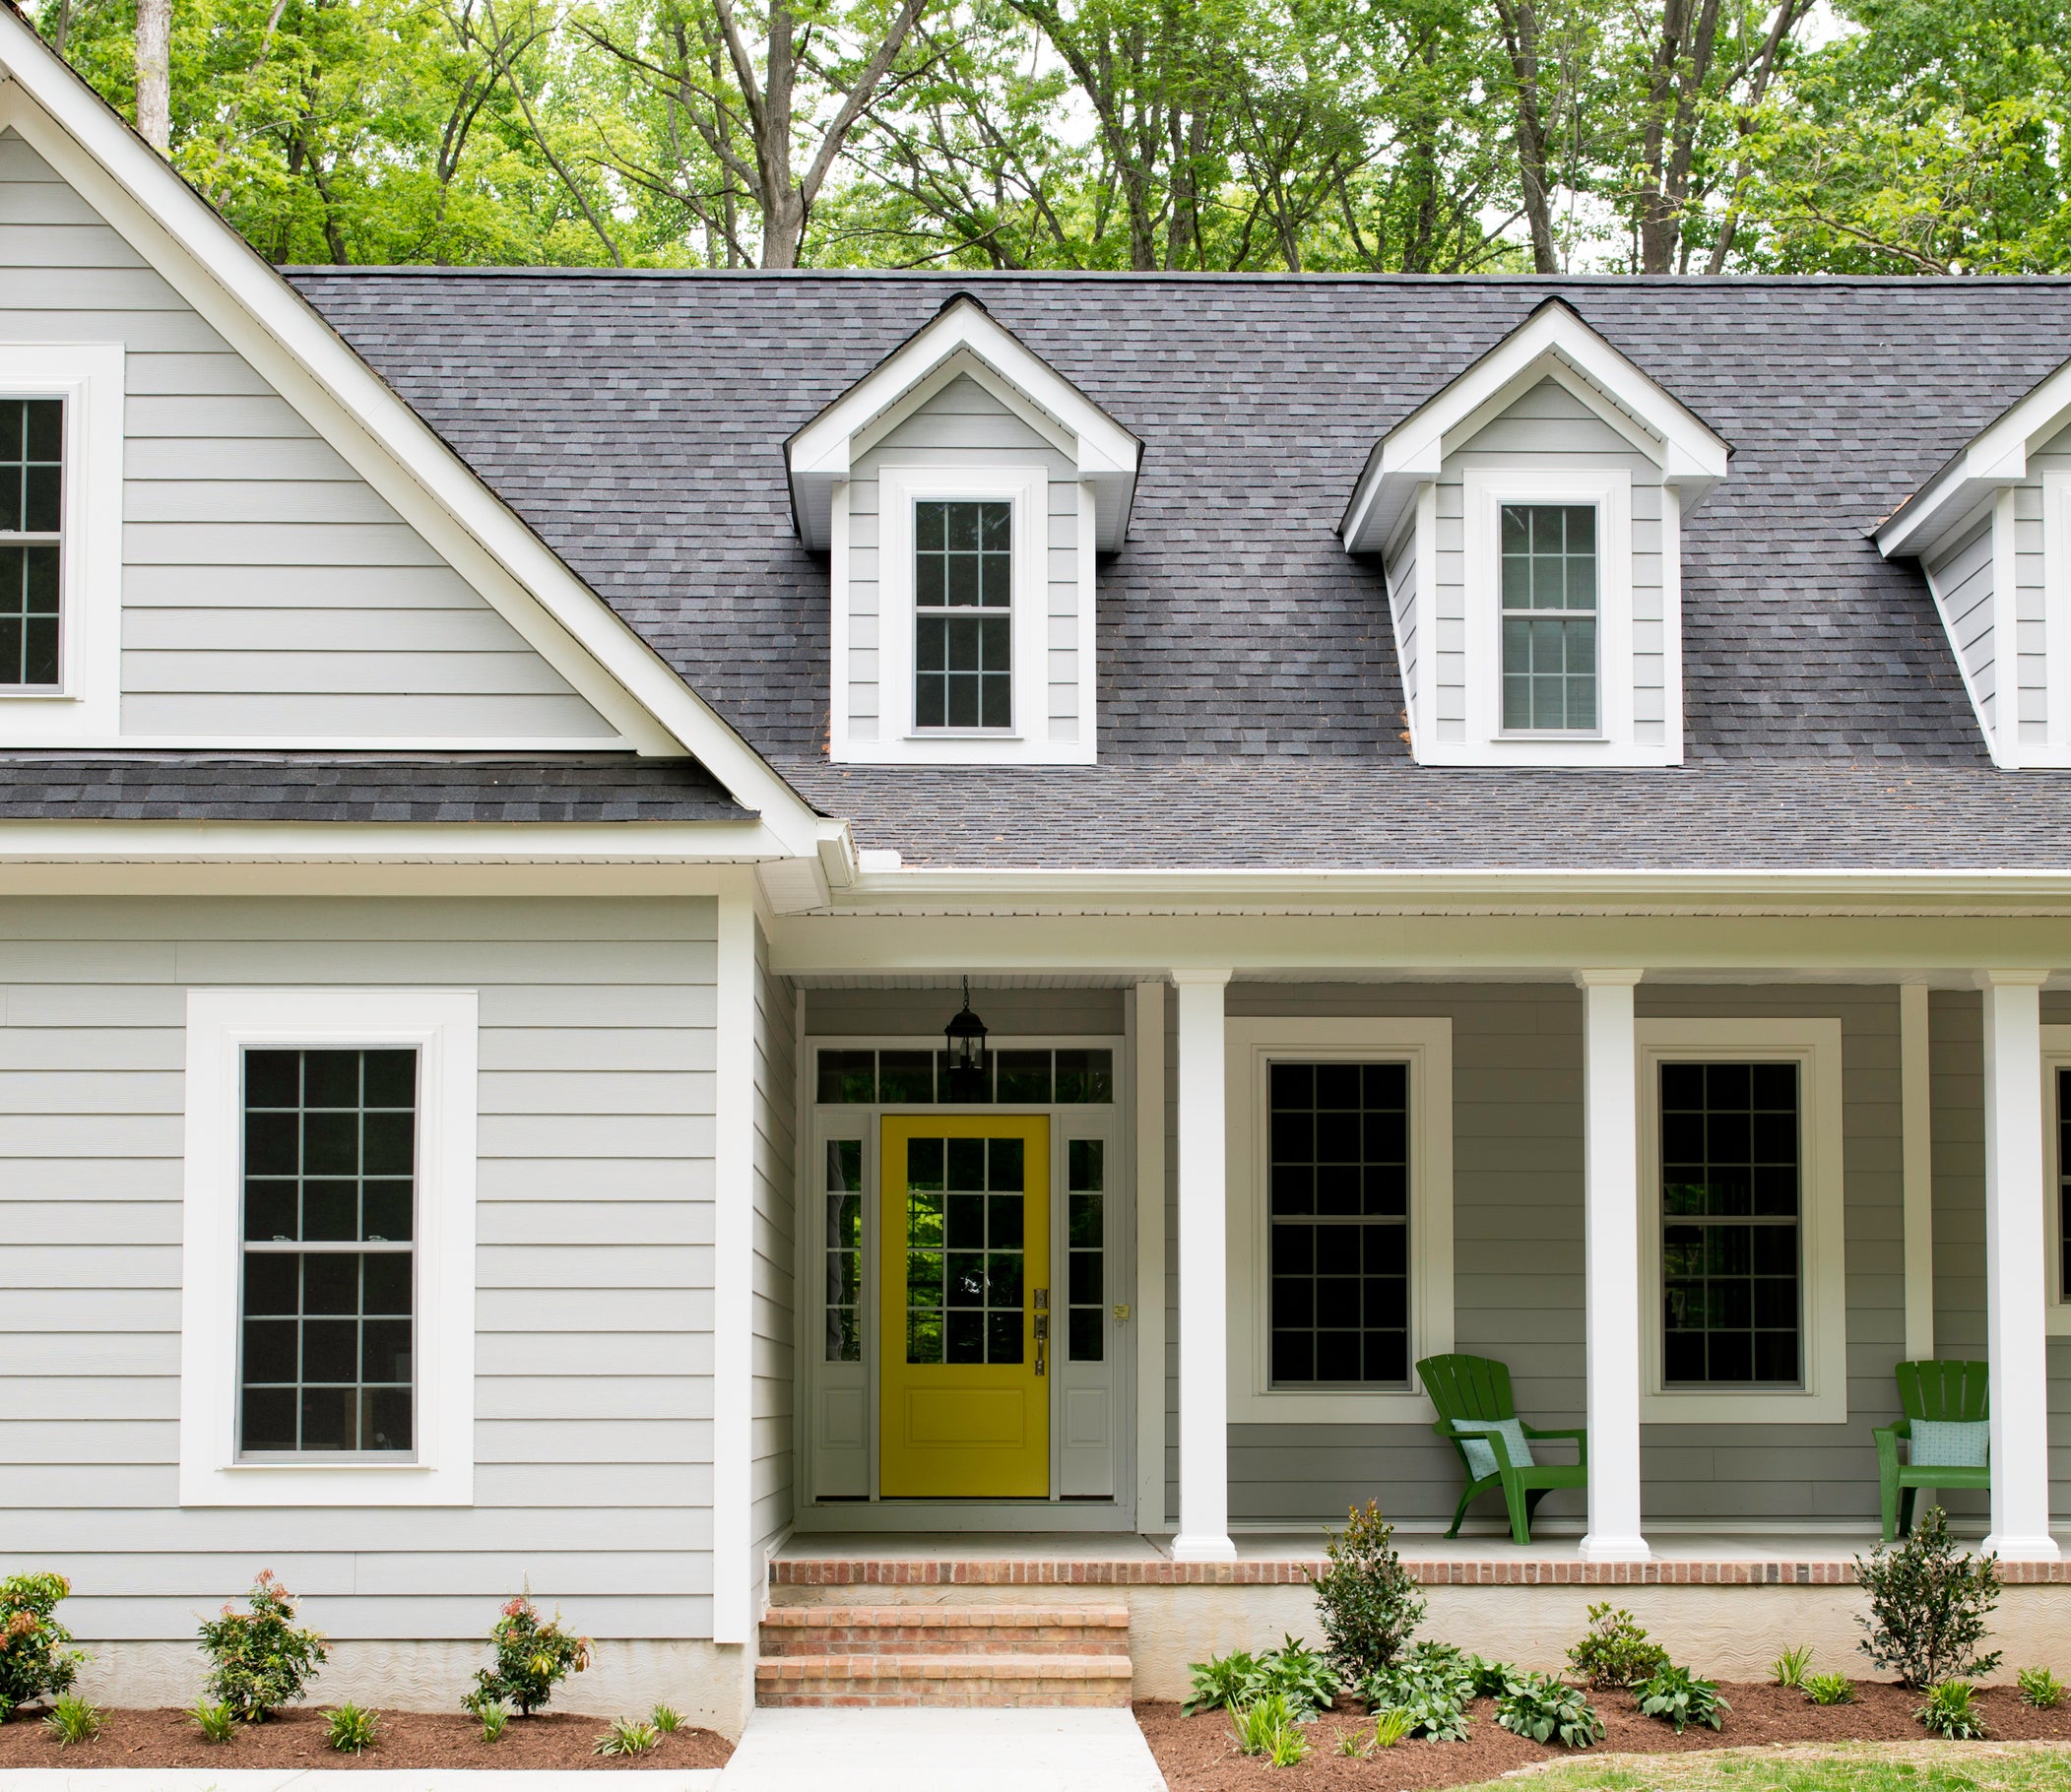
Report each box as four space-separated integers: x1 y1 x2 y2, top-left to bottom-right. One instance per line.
1977 971 2061 1561
1576 969 1651 1564
1172 969 1236 1563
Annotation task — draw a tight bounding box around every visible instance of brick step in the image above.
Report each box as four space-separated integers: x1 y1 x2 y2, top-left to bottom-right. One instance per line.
759 1604 1131 1656
754 1651 1134 1708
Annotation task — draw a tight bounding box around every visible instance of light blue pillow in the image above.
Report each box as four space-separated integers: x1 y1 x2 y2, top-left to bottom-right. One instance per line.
1909 1419 1989 1468
1458 1417 1535 1480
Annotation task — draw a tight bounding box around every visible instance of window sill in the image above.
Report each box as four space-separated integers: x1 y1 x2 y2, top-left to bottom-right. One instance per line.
1641 1385 1845 1425
1233 1386 1437 1424
1495 730 1608 742
181 1459 467 1506
905 729 1023 742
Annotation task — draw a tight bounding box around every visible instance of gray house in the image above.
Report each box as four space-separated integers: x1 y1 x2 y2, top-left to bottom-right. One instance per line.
5 4 2071 1736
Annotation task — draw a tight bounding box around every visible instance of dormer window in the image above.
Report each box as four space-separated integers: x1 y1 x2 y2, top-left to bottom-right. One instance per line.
915 499 1012 731
1501 503 1598 733
2 398 63 689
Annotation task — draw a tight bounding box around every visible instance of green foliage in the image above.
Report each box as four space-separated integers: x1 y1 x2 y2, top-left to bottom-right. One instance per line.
463 1596 591 1718
1360 1640 1474 1743
1567 1603 1669 1690
651 1702 683 1733
1854 1505 2003 1691
594 1715 661 1757
1495 1673 1604 1750
1183 1637 1337 1720
188 1697 239 1744
2018 1665 2065 1708
0 1571 85 1717
1184 1648 1262 1716
40 1693 102 1747
1636 1665 1729 1734
1230 1692 1298 1758
1465 1652 1524 1697
196 1571 327 1722
1370 1706 1416 1749
478 1700 510 1743
1916 1678 1990 1740
326 1702 379 1754
1771 1644 1816 1688
1305 1503 1425 1681
1804 1672 1858 1706
1264 1720 1308 1767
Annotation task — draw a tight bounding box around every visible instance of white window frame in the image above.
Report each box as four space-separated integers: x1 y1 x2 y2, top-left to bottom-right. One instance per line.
1636 1017 1846 1424
1224 1015 1454 1423
178 989 478 1506
0 343 122 740
2039 1025 2071 1333
2039 472 2071 760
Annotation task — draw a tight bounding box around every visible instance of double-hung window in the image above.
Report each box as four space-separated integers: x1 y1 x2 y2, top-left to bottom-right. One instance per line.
1500 502 1597 732
0 398 62 690
914 498 1012 731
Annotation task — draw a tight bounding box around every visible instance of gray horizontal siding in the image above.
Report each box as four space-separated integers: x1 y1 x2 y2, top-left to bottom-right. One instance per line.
0 895 719 1643
1925 519 1999 737
0 130 614 742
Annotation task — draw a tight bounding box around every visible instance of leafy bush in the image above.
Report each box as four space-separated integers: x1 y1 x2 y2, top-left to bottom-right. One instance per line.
1855 1505 2002 1691
1636 1665 1729 1734
197 1571 327 1722
1465 1652 1524 1698
40 1693 101 1747
1184 1649 1261 1716
478 1701 509 1743
1183 1637 1337 1720
187 1698 238 1744
1916 1678 1989 1740
1566 1603 1668 1689
463 1596 592 1718
594 1716 661 1757
326 1703 378 1754
1496 1673 1604 1750
1303 1502 1425 1680
1770 1644 1814 1688
1360 1642 1473 1743
0 1572 85 1719
2018 1665 2065 1709
651 1702 683 1733
1804 1672 1856 1706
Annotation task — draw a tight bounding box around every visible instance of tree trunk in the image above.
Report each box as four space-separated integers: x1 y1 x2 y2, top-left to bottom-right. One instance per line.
135 0 171 152
1493 0 1559 274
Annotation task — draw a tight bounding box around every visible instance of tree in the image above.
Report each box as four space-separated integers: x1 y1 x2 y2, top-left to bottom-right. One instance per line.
136 0 172 149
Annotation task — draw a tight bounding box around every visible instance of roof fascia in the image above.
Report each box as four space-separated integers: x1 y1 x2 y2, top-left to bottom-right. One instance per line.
0 816 790 862
1876 366 2071 560
849 346 1075 464
788 296 1141 551
0 35 829 858
1341 303 1731 553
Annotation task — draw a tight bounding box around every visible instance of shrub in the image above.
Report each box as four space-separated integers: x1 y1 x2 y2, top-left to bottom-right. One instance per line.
1183 1638 1336 1720
1303 1502 1425 1680
197 1571 327 1722
463 1596 591 1719
651 1702 683 1734
1567 1603 1668 1690
1855 1505 2002 1691
1770 1644 1814 1689
40 1693 101 1747
594 1716 661 1757
1184 1648 1261 1716
478 1701 509 1743
0 1572 85 1719
1804 1672 1856 1706
1636 1665 1729 1734
1361 1642 1472 1742
187 1698 239 1744
326 1703 378 1755
2018 1665 2065 1709
1496 1672 1604 1750
1916 1679 1989 1740
1465 1652 1524 1698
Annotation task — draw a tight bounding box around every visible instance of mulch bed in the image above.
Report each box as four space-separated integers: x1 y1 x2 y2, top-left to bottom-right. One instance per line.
1136 1682 2071 1790
0 1705 734 1771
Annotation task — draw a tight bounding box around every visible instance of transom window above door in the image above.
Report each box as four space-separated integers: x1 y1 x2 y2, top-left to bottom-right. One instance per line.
914 499 1012 732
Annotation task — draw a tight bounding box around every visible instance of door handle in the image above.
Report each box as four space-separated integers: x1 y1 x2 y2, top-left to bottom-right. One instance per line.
1033 1288 1049 1376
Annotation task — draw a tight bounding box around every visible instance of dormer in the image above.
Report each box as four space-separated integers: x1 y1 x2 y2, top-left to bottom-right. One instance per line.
788 296 1139 767
1342 300 1730 768
1874 356 2071 770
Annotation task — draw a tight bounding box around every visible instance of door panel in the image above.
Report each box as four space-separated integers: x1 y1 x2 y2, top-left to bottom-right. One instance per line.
879 1115 1050 1498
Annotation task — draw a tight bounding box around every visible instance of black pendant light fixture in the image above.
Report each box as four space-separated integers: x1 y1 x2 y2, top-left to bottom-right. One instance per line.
942 976 990 1086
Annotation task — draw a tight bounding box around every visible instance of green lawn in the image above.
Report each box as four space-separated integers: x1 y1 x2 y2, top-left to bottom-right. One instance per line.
1447 1742 2071 1791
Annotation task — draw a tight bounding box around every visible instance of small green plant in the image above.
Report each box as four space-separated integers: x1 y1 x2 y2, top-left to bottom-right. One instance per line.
326 1702 379 1755
1336 1730 1366 1758
196 1570 328 1722
1566 1603 1669 1690
1184 1638 1337 1720
1360 1663 1469 1742
0 1573 86 1718
1916 1678 1989 1740
1464 1652 1523 1698
1184 1648 1262 1716
1804 1672 1857 1706
1771 1644 1815 1689
478 1700 510 1743
1855 1505 2003 1691
1231 1693 1296 1757
651 1702 683 1733
1265 1721 1308 1768
1370 1706 1416 1749
1636 1664 1729 1734
1303 1502 1426 1680
2018 1665 2065 1708
40 1693 102 1747
187 1698 239 1744
594 1715 662 1757
463 1595 591 1719
1495 1672 1604 1750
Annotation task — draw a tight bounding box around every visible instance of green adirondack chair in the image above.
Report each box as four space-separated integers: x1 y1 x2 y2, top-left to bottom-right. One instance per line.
1418 1353 1588 1546
1873 1359 1991 1543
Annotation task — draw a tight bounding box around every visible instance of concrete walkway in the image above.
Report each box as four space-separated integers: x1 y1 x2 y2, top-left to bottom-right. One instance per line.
719 1708 1165 1792
0 1773 723 1790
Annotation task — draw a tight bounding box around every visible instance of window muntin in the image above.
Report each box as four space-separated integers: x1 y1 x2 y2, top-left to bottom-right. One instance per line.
914 498 1011 731
903 1134 1026 1366
1067 1138 1105 1362
825 1138 864 1363
1266 1060 1409 1386
815 1046 1112 1107
1660 1061 1801 1387
0 398 62 689
1499 502 1597 732
238 1048 417 1456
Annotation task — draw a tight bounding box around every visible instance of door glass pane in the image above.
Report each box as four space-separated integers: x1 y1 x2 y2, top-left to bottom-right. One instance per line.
824 1139 863 1362
1067 1137 1105 1362
905 1134 1025 1365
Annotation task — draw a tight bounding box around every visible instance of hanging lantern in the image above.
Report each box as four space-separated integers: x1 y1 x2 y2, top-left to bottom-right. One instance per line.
942 976 989 1081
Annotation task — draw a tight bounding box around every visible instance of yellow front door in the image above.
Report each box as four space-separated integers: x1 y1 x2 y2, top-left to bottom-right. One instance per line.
878 1116 1050 1498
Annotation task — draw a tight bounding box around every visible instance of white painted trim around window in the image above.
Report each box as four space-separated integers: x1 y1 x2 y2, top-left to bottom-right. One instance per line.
1224 1015 1454 1423
2039 1025 2071 1334
0 343 122 741
1636 1017 1846 1424
2040 473 2071 758
178 988 478 1505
